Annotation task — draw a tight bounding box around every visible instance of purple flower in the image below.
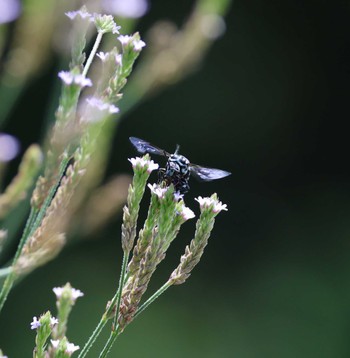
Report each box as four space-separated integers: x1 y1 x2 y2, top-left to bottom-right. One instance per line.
102 0 149 19
86 97 120 114
0 133 20 162
30 316 41 330
0 0 21 24
58 71 92 88
174 192 184 202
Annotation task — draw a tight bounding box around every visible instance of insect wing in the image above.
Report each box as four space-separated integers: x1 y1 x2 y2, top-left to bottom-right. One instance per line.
129 137 169 157
190 164 231 182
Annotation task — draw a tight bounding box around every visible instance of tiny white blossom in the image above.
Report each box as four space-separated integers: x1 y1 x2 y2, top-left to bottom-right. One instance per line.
212 201 228 213
180 205 195 220
147 183 168 199
65 8 92 20
72 288 84 300
96 51 110 62
86 97 119 114
133 39 146 51
51 339 60 348
53 286 64 298
129 157 159 173
66 342 80 354
53 285 84 301
50 317 59 326
195 196 228 213
74 74 93 87
30 316 41 330
118 35 132 46
58 71 92 88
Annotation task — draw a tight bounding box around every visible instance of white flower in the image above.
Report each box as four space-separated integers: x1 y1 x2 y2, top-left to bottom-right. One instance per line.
102 0 149 19
0 133 20 162
53 286 63 298
86 97 119 114
66 342 80 354
118 35 146 52
132 39 146 51
195 196 228 213
129 157 159 173
96 51 110 62
118 35 132 46
50 316 59 326
72 288 84 300
179 205 195 220
30 316 41 330
53 285 84 301
58 71 92 88
0 0 21 24
147 183 168 199
51 339 60 348
65 8 92 20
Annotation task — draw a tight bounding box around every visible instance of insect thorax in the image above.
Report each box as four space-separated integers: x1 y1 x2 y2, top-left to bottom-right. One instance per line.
166 154 190 177
157 154 190 194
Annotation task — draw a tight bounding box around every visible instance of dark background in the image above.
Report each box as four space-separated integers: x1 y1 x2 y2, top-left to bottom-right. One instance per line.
1 1 350 357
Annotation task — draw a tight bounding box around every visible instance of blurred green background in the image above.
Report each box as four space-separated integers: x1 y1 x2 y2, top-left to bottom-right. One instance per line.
1 0 350 357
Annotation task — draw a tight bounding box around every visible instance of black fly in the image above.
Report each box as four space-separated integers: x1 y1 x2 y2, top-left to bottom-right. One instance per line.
129 137 231 195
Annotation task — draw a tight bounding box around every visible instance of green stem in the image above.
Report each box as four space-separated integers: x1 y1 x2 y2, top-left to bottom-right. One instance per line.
99 329 119 358
0 155 70 314
77 317 109 358
98 281 173 358
82 31 103 78
112 250 129 330
78 255 128 358
134 281 173 320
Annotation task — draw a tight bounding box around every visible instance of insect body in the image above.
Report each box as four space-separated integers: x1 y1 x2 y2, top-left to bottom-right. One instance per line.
129 137 231 195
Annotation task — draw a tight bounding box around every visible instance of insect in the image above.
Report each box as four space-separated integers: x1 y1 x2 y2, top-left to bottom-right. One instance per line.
129 137 231 195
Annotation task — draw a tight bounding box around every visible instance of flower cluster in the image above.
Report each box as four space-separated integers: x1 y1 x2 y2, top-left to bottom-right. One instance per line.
58 71 92 88
118 35 146 52
129 157 159 174
65 8 121 34
30 285 83 357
